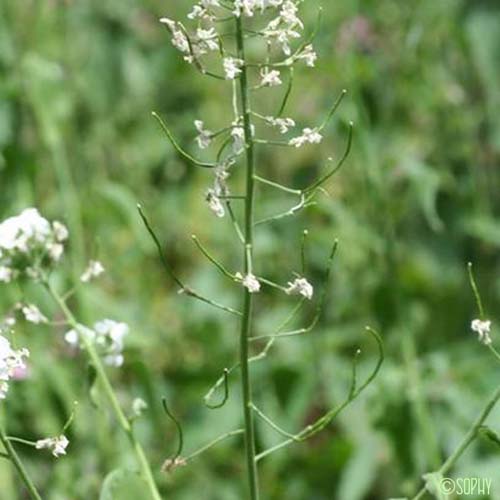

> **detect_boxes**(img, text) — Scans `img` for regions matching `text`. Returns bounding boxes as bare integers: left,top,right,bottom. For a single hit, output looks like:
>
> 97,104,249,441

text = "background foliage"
1,0,500,498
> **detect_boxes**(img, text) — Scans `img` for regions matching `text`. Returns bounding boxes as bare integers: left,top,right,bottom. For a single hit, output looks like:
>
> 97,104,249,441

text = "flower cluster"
35,435,69,458
80,260,105,283
285,277,314,299
159,0,323,219
236,272,261,293
471,318,492,346
261,1,304,55
0,334,29,400
20,303,48,324
0,208,68,283
65,319,129,367
289,127,323,147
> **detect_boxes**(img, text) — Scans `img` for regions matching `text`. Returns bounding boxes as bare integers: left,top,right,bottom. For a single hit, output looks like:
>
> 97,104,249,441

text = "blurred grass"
1,0,500,499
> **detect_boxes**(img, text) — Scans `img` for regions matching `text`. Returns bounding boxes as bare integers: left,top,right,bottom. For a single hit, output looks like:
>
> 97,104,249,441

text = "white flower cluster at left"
0,208,68,283
0,334,29,400
65,319,129,367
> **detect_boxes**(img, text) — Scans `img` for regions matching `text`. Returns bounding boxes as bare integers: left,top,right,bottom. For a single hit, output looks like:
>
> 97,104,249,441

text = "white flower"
196,28,219,52
296,44,317,67
64,324,95,347
223,57,243,80
231,126,246,154
2,316,16,328
260,68,282,87
188,5,206,20
132,397,148,417
162,456,187,473
94,320,128,367
52,221,68,242
194,120,212,149
206,189,225,218
289,127,323,147
0,208,68,280
188,0,220,20
236,272,261,293
265,116,296,134
35,435,69,458
233,0,256,17
21,304,48,324
280,1,303,28
471,319,492,345
0,266,13,283
80,260,105,283
285,277,313,299
160,18,190,54
47,243,64,262
263,1,304,55
213,164,230,195
233,0,283,17
65,320,128,367
0,208,50,253
0,335,29,400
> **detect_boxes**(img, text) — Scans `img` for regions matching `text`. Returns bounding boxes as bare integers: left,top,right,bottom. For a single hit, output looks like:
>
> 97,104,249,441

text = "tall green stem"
43,280,162,500
412,384,500,500
0,428,42,500
235,15,260,500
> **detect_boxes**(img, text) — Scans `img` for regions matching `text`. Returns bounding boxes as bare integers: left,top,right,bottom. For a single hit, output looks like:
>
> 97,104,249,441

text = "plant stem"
412,384,500,500
235,15,260,500
43,280,162,500
0,428,42,500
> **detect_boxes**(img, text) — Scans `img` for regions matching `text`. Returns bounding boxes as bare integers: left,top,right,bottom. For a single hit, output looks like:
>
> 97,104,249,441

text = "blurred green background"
1,0,500,499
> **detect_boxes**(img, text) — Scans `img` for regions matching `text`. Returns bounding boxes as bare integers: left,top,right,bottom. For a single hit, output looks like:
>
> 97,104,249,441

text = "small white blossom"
132,398,148,417
234,0,285,17
64,324,95,347
206,189,225,218
162,456,187,473
265,116,296,134
0,266,13,283
35,435,69,458
236,272,261,293
285,277,313,300
263,1,304,55
80,260,105,283
65,320,128,367
213,164,230,195
296,44,317,67
194,120,212,149
223,57,243,80
48,243,64,262
0,335,29,400
196,28,219,52
0,208,68,280
189,0,220,20
471,319,492,345
21,304,48,324
94,320,128,367
52,221,69,242
289,127,323,147
160,18,190,54
231,126,246,154
260,68,282,87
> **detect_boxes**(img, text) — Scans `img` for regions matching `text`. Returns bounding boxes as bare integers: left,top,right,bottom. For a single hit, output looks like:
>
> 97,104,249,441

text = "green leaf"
99,468,148,500
479,426,500,448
